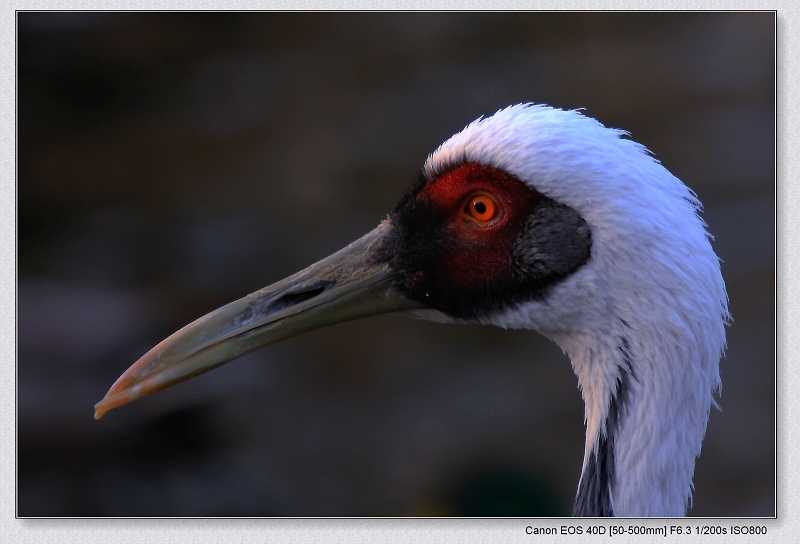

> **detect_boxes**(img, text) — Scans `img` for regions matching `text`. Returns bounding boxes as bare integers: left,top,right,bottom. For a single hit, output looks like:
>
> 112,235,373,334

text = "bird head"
94,104,726,435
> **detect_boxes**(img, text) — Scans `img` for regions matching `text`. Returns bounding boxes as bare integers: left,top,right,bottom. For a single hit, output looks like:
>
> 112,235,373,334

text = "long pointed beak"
94,221,420,420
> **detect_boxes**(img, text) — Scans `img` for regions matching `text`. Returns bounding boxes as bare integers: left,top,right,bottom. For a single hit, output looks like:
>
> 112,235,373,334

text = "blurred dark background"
17,12,774,517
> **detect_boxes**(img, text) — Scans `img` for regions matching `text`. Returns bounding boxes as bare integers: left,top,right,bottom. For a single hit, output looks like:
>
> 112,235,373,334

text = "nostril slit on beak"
268,284,329,314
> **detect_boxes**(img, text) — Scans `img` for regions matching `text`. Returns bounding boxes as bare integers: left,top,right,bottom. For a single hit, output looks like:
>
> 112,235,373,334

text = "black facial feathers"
378,162,592,321
512,200,591,280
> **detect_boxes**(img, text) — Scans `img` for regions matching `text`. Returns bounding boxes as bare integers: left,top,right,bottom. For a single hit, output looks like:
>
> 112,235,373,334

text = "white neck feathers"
426,104,729,516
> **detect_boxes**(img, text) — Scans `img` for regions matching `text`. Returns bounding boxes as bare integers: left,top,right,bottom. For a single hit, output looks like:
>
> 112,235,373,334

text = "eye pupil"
474,201,487,215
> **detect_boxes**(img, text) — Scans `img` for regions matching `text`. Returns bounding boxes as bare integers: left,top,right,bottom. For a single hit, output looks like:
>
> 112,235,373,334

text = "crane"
94,104,728,517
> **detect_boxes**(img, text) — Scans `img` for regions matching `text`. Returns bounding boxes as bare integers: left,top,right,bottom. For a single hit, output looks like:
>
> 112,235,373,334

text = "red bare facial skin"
417,163,541,289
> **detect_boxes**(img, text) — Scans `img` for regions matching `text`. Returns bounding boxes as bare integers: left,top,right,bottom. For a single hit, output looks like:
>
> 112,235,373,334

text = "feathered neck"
426,104,728,516
552,313,720,517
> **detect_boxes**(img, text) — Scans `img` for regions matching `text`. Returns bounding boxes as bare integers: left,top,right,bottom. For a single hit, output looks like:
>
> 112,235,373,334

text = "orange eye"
464,193,499,223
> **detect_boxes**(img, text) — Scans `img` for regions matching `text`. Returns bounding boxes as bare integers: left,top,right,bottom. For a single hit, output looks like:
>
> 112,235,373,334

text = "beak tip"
94,398,111,420
93,387,133,421
94,375,165,420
